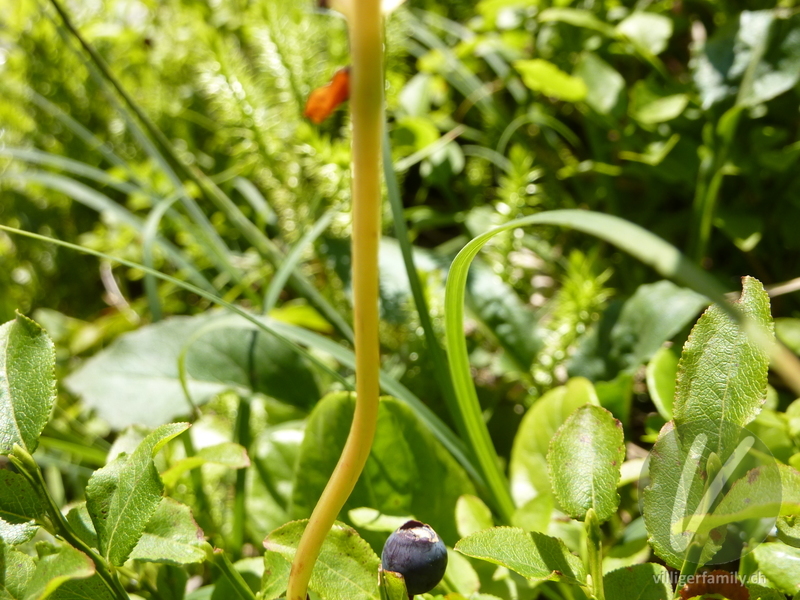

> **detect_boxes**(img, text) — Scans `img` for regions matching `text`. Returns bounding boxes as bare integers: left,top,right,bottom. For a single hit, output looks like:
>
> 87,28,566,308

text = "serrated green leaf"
261,551,291,600
754,542,800,594
86,423,190,566
291,394,474,544
673,276,773,450
603,563,671,600
380,569,408,600
646,346,679,421
129,498,206,565
0,314,56,454
0,471,46,524
548,405,624,522
455,495,493,538
0,518,38,546
510,378,597,507
262,520,380,600
161,442,250,487
48,575,114,600
0,539,35,600
513,60,587,102
454,527,586,585
64,314,319,429
23,545,94,600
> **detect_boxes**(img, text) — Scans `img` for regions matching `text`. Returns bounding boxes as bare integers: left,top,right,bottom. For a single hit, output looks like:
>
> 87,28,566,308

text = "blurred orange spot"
304,67,350,124
678,570,749,600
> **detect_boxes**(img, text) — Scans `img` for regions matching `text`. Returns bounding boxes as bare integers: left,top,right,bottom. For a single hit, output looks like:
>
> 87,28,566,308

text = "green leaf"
261,551,291,600
776,318,800,355
48,575,115,600
511,496,553,534
616,12,673,55
86,423,190,566
65,504,98,551
514,60,587,102
630,94,689,124
23,545,94,600
161,442,250,487
0,314,56,454
0,519,38,546
380,569,408,600
510,378,597,506
454,527,586,585
603,563,672,600
646,346,679,421
548,405,624,522
754,542,800,594
0,539,35,599
262,520,380,600
574,53,624,115
747,583,786,600
0,470,46,524
348,508,414,534
455,495,493,538
64,314,320,429
129,498,206,565
538,8,617,37
673,276,773,446
291,394,474,544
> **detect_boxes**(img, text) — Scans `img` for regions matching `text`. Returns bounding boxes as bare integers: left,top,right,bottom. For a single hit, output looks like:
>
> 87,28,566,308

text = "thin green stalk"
212,549,258,600
382,131,463,433
10,446,131,600
585,509,605,600
286,2,384,599
231,396,251,555
181,434,218,542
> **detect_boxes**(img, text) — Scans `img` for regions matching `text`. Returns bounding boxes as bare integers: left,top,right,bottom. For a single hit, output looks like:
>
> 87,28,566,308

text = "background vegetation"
1,0,800,597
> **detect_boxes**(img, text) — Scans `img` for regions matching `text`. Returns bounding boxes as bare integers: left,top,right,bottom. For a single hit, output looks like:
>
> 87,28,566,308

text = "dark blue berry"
381,520,448,597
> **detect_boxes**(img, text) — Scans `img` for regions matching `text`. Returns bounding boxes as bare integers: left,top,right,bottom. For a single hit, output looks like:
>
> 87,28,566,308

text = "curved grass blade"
142,196,183,321
444,209,800,524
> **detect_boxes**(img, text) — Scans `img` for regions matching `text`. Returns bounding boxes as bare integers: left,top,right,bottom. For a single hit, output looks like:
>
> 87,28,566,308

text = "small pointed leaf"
0,314,56,454
548,404,624,522
454,527,586,586
128,498,206,565
86,422,189,566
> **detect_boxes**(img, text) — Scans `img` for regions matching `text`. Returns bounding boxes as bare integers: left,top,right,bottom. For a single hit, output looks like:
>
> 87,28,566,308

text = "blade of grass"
445,208,800,523
263,206,337,313
382,130,466,450
142,195,184,321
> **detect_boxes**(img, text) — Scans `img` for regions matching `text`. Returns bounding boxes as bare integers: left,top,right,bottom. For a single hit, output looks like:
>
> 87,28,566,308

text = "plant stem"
285,2,384,599
231,396,252,555
585,509,605,600
213,548,258,600
10,446,131,600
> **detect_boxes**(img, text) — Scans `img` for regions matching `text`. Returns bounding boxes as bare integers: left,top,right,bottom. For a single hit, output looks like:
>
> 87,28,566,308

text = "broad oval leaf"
263,520,380,600
454,527,586,586
455,495,493,538
513,59,587,102
0,313,56,454
509,377,597,507
64,314,320,429
604,563,672,600
86,422,190,566
548,404,624,522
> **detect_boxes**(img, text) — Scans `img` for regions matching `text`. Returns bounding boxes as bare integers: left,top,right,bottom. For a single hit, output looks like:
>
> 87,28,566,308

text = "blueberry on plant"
381,520,448,597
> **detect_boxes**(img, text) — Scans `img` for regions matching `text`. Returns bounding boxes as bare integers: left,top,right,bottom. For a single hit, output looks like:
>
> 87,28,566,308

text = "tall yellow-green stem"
286,3,384,600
